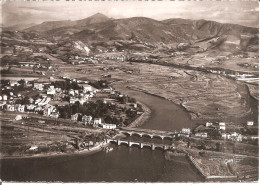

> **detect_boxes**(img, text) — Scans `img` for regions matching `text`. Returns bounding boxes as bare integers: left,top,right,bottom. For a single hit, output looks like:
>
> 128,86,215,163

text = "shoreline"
128,100,151,128
0,141,110,160
126,85,197,121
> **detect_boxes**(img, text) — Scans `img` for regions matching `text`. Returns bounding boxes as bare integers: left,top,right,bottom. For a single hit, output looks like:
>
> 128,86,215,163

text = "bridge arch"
130,143,141,148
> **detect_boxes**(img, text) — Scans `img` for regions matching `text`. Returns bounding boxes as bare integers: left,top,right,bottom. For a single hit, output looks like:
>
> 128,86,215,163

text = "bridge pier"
151,144,155,150
140,143,143,149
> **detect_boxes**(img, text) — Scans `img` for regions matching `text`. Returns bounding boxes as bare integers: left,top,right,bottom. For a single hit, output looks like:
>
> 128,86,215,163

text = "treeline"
51,79,82,90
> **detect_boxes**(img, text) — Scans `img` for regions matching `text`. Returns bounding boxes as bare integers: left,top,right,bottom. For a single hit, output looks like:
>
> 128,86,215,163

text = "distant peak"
91,13,108,18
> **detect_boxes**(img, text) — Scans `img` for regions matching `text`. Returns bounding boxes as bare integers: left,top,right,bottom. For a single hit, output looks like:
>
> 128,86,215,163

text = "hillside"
3,14,259,53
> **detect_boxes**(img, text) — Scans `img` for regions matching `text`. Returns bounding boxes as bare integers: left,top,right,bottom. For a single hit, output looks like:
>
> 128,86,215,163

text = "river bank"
0,141,110,160
128,100,151,128
126,85,198,121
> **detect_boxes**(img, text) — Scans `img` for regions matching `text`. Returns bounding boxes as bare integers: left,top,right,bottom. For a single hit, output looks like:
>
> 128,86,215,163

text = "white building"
47,86,56,95
3,95,8,101
34,83,44,91
206,122,213,127
71,113,79,121
102,123,116,129
181,128,191,134
82,115,92,125
247,121,254,126
7,104,15,111
94,118,102,125
17,105,25,112
43,104,56,116
195,132,208,138
219,122,226,130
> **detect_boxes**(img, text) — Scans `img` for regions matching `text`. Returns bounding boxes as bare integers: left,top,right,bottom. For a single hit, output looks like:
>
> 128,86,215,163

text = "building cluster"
192,121,257,142
0,77,120,130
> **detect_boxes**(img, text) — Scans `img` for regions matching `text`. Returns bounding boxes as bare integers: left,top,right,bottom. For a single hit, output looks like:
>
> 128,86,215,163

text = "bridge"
106,139,175,151
117,127,180,140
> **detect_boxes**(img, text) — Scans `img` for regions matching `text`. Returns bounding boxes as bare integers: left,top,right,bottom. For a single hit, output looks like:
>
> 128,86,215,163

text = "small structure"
17,105,25,112
47,85,56,95
71,113,79,121
247,121,254,126
206,122,213,127
219,122,226,130
15,115,23,121
82,115,92,125
29,146,38,151
102,123,116,130
94,118,102,125
181,128,191,134
195,132,208,138
34,83,44,91
7,104,15,111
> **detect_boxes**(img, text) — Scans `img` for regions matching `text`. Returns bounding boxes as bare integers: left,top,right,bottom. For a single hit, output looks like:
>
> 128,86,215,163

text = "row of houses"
71,114,116,129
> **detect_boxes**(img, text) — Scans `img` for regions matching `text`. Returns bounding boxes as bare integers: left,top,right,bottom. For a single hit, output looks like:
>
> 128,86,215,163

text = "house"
195,132,208,138
3,95,8,101
206,122,213,127
34,83,44,91
26,104,36,111
7,104,15,111
247,121,254,126
71,113,79,121
15,115,23,121
17,105,25,112
82,84,94,92
102,123,116,129
222,133,231,140
70,97,79,104
82,115,92,125
34,106,43,112
29,98,34,104
50,112,59,119
69,89,75,96
181,128,191,134
47,86,56,95
43,104,55,116
10,81,19,87
219,122,226,130
94,118,102,125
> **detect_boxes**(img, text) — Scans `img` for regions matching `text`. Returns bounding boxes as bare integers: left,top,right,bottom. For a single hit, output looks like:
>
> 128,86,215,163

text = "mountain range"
2,13,259,52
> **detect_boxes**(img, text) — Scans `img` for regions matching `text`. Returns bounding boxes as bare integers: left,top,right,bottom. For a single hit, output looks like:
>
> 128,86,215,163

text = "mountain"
3,23,37,31
6,14,259,52
25,13,111,33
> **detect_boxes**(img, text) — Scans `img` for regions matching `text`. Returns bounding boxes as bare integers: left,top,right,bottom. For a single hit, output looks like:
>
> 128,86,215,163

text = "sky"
1,0,259,28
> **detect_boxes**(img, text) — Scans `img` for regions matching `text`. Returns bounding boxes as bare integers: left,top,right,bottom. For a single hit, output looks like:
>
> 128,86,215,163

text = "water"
114,83,198,131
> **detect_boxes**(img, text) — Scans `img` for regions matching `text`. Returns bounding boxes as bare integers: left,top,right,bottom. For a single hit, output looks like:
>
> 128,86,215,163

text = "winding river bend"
1,83,205,182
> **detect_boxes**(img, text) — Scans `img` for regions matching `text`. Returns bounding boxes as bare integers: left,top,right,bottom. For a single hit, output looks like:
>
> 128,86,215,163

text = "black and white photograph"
0,0,259,183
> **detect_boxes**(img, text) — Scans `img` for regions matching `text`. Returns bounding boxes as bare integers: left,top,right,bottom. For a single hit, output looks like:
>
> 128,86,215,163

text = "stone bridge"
117,127,180,140
106,139,175,151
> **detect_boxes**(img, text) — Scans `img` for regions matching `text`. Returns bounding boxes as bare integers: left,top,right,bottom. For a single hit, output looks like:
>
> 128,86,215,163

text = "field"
56,59,256,122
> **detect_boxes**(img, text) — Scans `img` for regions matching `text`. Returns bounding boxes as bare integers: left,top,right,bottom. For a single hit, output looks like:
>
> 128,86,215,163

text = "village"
0,75,145,156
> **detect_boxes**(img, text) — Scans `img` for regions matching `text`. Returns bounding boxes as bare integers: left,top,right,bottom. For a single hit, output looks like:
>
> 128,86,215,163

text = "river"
1,83,204,182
